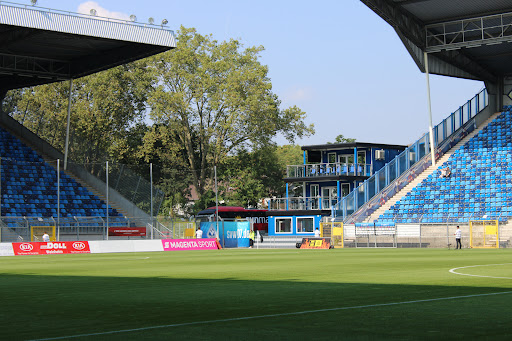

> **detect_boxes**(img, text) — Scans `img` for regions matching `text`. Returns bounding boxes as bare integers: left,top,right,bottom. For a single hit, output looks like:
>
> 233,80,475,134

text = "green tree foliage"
328,134,356,144
7,61,152,169
4,27,314,216
147,26,314,196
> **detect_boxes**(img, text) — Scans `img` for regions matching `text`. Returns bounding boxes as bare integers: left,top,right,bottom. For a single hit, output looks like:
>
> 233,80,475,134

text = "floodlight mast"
424,51,436,167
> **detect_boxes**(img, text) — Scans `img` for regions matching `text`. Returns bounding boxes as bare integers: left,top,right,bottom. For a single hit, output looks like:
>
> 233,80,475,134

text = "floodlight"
161,19,168,26
30,0,37,5
148,17,155,25
90,9,97,16
130,14,137,22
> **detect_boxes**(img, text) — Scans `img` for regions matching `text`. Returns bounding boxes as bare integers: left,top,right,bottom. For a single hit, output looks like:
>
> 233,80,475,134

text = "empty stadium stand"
0,127,122,220
376,108,512,224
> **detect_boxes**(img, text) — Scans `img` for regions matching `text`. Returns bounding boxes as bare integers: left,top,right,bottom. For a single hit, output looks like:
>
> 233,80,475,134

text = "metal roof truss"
426,12,512,53
0,53,70,79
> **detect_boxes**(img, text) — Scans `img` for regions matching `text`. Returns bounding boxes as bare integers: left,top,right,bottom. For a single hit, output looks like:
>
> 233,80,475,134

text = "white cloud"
77,1,131,21
282,86,314,103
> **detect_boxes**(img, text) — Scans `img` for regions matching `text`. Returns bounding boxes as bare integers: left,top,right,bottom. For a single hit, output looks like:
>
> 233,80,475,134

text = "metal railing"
269,196,338,211
333,88,488,222
286,163,372,178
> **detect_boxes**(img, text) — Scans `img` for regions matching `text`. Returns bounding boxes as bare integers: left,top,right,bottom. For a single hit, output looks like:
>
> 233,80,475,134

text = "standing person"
42,232,50,242
454,226,462,249
195,228,203,239
249,229,255,248
314,228,321,238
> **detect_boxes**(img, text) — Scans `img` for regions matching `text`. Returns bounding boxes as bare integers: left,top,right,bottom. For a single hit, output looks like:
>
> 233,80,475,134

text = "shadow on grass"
2,274,512,340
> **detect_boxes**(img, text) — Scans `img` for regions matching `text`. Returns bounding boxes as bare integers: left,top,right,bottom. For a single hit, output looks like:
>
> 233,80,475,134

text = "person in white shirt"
454,226,462,249
195,228,203,239
314,228,321,238
42,232,50,242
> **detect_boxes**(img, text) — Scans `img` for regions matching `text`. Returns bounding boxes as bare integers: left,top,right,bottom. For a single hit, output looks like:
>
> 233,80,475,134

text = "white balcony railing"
286,163,372,178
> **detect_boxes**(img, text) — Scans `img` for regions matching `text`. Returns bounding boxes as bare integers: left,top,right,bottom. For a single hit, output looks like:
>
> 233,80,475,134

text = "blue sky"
32,0,483,146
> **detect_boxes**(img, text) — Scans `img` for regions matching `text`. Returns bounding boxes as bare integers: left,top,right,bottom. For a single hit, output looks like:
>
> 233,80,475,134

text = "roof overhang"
361,0,512,82
301,142,407,152
0,2,176,90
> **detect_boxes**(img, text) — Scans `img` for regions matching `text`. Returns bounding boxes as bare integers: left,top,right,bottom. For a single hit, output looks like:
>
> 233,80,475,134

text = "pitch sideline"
29,290,512,341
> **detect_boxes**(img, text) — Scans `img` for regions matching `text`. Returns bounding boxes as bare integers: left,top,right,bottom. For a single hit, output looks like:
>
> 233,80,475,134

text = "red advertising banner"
162,238,221,251
108,227,146,236
12,241,91,255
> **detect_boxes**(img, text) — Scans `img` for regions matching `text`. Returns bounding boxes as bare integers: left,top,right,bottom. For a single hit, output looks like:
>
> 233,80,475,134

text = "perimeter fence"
341,222,510,248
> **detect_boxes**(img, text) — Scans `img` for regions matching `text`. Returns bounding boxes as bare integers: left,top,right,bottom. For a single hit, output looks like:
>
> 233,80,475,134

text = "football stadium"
2,1,512,340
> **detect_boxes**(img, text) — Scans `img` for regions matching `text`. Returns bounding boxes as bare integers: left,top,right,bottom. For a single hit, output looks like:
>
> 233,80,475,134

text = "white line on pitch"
29,290,512,341
449,263,512,279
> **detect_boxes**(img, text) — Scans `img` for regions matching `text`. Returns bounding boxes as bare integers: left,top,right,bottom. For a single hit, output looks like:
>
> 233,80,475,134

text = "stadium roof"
0,2,176,91
362,0,512,82
301,142,407,152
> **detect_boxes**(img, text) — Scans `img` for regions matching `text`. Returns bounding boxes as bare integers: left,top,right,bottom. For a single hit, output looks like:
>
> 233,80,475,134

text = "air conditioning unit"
375,149,385,160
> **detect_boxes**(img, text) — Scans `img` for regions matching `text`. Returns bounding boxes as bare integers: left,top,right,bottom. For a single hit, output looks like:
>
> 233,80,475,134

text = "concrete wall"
0,111,149,218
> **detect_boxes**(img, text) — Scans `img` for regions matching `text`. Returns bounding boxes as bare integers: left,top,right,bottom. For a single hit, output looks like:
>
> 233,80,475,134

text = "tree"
329,134,356,144
148,26,314,197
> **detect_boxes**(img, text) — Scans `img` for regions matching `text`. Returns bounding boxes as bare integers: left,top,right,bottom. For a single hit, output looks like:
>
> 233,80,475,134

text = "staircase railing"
333,88,488,222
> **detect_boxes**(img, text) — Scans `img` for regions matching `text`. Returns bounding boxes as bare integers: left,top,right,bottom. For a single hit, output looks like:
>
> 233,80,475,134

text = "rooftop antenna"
30,0,37,5
129,14,137,22
90,9,97,16
161,19,168,26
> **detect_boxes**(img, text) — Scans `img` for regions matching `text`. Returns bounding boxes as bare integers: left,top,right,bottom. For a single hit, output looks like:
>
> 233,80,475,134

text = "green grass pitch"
2,248,512,340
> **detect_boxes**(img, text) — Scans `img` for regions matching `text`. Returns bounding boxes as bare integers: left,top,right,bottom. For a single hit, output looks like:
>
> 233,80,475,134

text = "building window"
328,153,336,164
297,217,314,233
275,218,292,233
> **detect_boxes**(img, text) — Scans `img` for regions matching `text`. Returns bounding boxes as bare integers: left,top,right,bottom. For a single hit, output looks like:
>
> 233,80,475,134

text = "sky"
28,0,484,147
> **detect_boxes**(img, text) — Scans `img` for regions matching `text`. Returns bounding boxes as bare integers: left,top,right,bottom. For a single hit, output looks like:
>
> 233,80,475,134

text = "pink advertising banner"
162,238,220,251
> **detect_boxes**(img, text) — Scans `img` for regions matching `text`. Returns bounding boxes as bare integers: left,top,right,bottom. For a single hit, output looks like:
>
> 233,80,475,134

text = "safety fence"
342,117,477,224
317,221,508,248
333,88,488,222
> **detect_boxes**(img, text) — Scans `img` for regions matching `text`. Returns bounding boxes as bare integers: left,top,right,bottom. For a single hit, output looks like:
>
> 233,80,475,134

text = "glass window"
275,218,291,233
310,184,319,197
328,153,336,163
358,151,366,164
297,217,314,233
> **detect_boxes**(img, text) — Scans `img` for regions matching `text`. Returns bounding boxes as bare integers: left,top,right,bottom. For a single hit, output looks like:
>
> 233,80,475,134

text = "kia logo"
72,242,86,250
19,243,34,251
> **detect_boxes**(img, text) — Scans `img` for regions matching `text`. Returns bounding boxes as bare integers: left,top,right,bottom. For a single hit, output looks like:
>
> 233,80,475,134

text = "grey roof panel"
0,4,175,47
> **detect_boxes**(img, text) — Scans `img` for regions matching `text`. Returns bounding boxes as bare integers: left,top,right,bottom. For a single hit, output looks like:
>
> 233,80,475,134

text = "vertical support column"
424,51,436,167
57,159,60,241
64,79,73,170
106,161,109,241
0,157,2,218
215,165,219,238
337,181,341,200
353,147,358,175
150,163,153,240
303,150,307,165
286,183,289,211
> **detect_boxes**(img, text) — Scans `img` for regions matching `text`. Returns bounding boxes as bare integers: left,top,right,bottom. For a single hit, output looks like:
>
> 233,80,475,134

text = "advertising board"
298,238,332,249
12,241,91,255
162,238,220,251
108,227,146,236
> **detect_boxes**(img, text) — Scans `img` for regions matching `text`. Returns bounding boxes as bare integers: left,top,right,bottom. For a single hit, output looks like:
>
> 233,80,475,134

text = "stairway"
365,112,501,223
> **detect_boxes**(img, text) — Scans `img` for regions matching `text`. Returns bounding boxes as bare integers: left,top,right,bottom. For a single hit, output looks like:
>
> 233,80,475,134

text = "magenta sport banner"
161,238,220,251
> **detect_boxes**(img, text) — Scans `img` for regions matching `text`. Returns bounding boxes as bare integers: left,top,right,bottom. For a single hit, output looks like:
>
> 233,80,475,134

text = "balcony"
286,163,372,179
268,196,338,211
